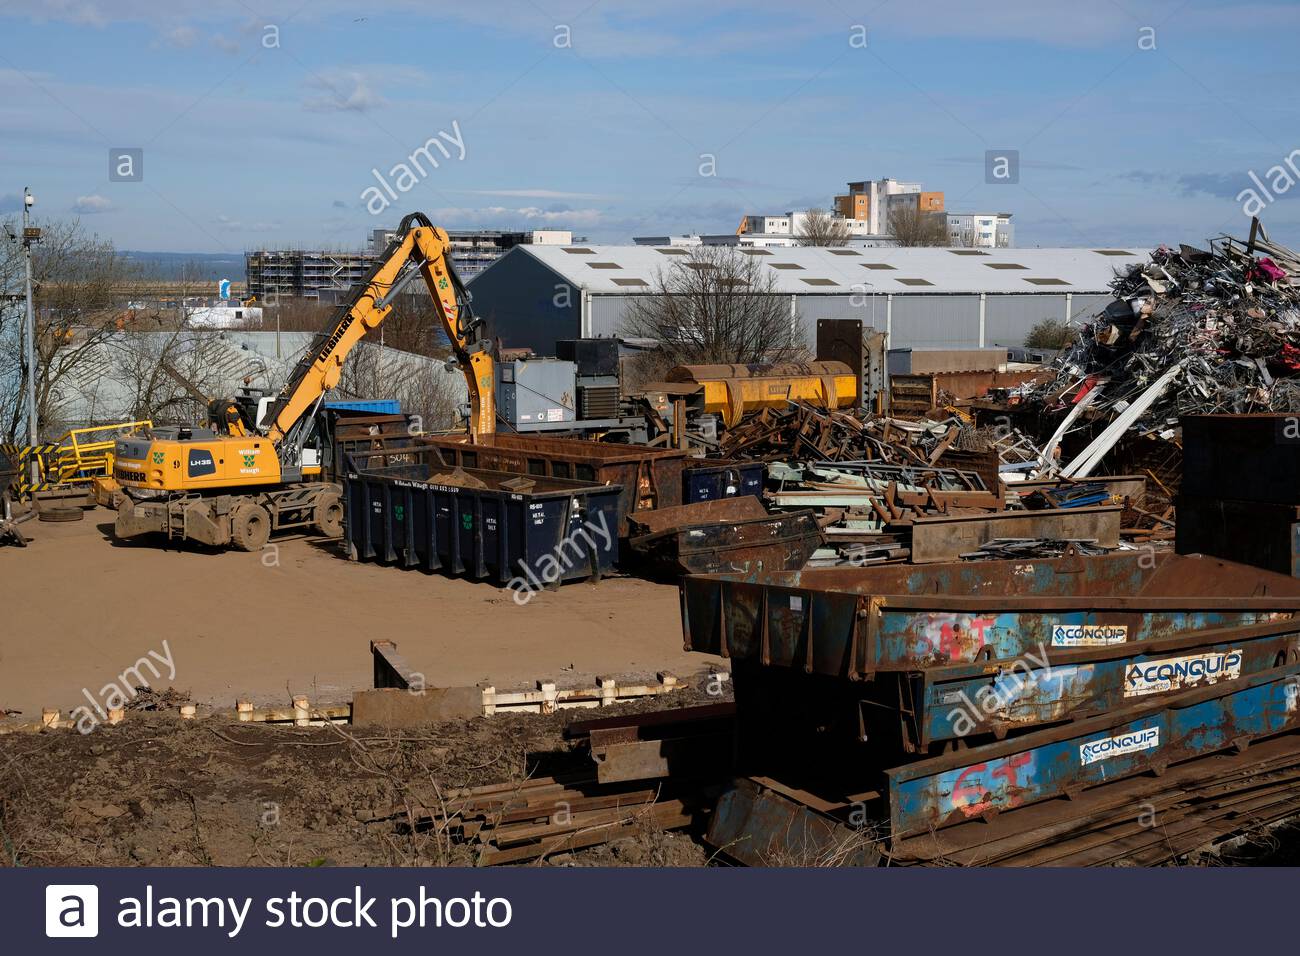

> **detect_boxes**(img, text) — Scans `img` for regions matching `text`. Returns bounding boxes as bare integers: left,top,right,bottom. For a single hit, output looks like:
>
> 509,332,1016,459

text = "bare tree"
337,342,462,431
620,246,806,370
105,325,236,425
796,207,851,247
0,218,142,441
888,206,949,247
258,291,448,357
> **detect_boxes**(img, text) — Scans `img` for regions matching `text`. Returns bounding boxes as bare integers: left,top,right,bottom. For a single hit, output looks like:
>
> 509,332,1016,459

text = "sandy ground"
0,512,719,720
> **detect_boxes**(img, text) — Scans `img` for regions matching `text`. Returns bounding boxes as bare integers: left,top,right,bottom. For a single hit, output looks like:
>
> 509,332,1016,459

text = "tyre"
312,490,343,538
230,502,271,551
39,506,84,523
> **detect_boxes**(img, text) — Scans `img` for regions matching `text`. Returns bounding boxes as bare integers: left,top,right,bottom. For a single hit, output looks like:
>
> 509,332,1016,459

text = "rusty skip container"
415,433,687,536
683,552,1300,678
888,660,1300,839
343,461,621,586
628,498,822,577
682,552,1300,753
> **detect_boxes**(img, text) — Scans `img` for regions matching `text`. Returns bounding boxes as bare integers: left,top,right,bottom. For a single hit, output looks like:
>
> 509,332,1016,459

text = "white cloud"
428,205,604,227
459,188,610,200
216,214,279,232
303,71,386,113
210,34,240,55
73,194,113,214
160,25,198,48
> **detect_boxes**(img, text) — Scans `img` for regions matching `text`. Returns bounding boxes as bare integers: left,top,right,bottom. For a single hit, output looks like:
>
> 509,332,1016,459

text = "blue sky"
1,0,1298,253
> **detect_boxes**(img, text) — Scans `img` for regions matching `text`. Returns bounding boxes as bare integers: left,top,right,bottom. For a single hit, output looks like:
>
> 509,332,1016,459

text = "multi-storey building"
834,179,945,235
946,213,1015,249
246,228,574,301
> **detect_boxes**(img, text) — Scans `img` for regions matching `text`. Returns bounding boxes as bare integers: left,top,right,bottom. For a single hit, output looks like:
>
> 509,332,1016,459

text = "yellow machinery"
0,420,153,499
662,361,857,428
113,212,495,551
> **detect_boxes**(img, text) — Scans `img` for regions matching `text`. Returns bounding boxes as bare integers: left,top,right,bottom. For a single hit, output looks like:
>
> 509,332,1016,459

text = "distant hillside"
122,251,245,282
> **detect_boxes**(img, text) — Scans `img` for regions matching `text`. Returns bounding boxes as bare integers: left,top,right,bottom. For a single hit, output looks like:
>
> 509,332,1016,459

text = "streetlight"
19,188,40,484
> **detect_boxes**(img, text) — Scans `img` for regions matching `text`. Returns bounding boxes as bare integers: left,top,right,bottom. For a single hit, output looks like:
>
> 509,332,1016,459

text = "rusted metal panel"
918,618,1300,746
681,553,1300,678
630,498,822,576
887,661,1300,840
1177,495,1300,578
706,777,879,867
908,506,1122,563
1182,414,1300,505
1014,475,1147,510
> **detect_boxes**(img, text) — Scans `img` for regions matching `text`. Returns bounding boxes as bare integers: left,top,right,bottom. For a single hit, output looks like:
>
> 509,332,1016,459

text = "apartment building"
834,179,945,235
947,213,1014,249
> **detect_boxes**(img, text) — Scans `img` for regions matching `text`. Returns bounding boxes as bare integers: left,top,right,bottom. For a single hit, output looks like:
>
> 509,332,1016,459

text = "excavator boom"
112,213,496,551
265,212,495,445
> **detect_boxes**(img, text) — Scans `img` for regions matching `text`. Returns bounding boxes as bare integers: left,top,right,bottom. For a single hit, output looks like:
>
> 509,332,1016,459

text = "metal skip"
887,661,1300,841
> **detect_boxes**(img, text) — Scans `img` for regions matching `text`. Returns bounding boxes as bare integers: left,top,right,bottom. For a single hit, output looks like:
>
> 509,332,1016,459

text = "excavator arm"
263,212,495,449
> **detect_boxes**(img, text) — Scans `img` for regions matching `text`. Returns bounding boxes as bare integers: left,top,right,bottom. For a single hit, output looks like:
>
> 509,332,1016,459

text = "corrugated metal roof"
476,245,1149,295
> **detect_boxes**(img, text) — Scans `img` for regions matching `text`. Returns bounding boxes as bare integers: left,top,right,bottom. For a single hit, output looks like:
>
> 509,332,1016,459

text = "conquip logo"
1124,649,1243,697
1079,726,1160,765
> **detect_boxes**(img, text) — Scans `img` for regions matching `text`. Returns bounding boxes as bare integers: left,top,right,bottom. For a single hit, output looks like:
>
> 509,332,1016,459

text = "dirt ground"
0,513,720,721
0,688,722,867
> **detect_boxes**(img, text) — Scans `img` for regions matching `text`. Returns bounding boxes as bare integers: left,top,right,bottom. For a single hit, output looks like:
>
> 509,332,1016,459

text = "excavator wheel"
313,490,344,538
230,502,271,552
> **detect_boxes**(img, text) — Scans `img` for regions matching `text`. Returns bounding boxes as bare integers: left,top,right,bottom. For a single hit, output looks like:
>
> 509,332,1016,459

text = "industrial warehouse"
468,244,1148,351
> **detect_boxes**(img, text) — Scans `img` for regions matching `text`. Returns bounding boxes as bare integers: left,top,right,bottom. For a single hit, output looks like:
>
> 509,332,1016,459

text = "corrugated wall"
473,261,1121,354
982,293,1113,347
887,295,982,348
983,295,1066,348
588,295,638,338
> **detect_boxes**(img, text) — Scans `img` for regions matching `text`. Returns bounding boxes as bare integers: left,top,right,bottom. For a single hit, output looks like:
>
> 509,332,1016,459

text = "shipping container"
343,462,621,586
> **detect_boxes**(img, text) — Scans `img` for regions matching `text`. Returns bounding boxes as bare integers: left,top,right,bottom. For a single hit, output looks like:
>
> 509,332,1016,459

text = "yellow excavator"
113,213,495,550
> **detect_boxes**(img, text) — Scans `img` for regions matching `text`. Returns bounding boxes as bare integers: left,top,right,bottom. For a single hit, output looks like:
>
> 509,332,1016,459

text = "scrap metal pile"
1028,224,1300,478
705,399,1120,565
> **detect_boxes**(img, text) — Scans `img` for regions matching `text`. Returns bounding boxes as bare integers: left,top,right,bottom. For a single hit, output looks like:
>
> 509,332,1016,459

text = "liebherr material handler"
113,213,495,551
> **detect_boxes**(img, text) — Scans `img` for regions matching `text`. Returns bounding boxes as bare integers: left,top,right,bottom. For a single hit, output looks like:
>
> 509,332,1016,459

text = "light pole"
21,188,40,482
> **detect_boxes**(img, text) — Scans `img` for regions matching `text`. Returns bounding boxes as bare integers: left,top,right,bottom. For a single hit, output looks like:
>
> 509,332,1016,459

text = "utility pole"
21,187,40,483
